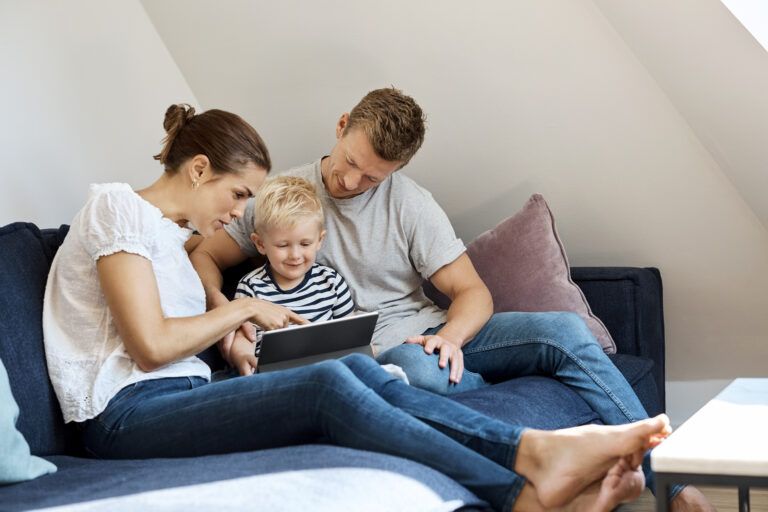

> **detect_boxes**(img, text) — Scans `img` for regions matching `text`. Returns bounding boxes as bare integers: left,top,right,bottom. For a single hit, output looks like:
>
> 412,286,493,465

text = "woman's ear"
250,232,267,255
188,154,211,184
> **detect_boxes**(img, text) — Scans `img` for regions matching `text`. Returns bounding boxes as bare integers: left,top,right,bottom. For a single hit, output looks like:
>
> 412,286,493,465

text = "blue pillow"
0,358,56,485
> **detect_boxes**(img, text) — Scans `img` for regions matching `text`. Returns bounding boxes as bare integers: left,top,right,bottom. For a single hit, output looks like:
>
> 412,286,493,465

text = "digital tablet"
257,311,379,372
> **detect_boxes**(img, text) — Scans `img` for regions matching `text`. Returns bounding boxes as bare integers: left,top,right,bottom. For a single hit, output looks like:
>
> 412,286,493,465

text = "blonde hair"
252,176,323,234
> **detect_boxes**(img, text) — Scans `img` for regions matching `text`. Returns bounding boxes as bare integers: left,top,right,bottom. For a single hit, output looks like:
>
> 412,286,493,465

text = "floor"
620,486,768,511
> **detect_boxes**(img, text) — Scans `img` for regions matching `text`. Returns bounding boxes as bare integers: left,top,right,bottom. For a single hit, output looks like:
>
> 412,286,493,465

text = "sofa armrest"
571,267,665,411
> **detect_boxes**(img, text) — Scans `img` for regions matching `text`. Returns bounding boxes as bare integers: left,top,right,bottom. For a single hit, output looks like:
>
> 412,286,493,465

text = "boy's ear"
250,232,267,255
317,229,327,248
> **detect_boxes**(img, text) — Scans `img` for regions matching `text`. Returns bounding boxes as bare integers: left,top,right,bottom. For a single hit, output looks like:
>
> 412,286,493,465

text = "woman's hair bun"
163,103,196,134
154,103,196,164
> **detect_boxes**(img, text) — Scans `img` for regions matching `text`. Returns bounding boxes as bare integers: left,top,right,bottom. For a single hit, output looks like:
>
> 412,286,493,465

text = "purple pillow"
425,194,616,353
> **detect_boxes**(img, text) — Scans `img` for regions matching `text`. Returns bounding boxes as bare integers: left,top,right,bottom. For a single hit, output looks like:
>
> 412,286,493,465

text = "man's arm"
405,253,493,384
189,228,255,362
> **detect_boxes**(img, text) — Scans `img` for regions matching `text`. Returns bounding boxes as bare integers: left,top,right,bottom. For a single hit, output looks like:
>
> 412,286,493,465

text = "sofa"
0,206,666,511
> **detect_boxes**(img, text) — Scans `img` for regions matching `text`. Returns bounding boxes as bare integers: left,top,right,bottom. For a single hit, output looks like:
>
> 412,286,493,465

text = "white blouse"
43,183,210,423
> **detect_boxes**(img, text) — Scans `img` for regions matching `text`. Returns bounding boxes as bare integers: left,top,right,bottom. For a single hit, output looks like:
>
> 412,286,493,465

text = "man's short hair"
345,87,426,166
252,176,324,234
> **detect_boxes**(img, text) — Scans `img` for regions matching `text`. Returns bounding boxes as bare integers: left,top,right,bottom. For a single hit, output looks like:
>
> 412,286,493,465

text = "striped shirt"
235,262,355,322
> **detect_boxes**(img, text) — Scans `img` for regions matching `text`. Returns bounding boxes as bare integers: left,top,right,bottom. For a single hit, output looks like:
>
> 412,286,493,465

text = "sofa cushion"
0,222,80,456
0,446,489,512
0,357,57,484
609,353,661,417
451,376,601,430
424,195,616,353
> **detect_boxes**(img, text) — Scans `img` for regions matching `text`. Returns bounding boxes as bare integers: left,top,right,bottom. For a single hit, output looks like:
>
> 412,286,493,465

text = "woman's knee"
304,359,359,390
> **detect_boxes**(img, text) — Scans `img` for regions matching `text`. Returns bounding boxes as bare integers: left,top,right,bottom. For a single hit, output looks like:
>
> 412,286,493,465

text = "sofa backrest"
0,222,81,456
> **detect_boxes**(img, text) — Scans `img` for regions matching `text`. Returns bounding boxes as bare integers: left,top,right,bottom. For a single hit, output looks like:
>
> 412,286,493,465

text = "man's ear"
335,113,350,139
250,232,267,255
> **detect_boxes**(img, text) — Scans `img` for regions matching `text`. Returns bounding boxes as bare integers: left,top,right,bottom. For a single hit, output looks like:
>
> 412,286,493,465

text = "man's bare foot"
670,486,718,512
515,414,671,508
512,456,645,512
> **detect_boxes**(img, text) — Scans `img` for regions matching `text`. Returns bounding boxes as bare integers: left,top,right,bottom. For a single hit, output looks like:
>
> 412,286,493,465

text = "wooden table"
651,378,768,511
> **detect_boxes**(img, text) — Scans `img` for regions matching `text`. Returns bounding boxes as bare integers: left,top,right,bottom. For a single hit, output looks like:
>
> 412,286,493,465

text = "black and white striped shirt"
235,262,355,322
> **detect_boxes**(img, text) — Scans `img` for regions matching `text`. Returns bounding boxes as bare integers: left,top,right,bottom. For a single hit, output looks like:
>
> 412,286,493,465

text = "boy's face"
250,219,326,289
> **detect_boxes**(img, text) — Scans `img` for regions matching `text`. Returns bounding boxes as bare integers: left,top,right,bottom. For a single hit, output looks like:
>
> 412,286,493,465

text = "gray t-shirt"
225,159,466,355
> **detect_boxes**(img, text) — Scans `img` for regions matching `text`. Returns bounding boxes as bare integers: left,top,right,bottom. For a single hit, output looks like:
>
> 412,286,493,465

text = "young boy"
230,176,355,374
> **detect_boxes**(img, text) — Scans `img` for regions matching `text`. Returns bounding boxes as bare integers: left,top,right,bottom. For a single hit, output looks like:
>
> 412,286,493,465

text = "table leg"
656,477,670,512
739,486,750,512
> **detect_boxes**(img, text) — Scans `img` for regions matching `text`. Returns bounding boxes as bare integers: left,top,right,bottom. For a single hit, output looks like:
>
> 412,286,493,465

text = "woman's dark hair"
153,104,271,175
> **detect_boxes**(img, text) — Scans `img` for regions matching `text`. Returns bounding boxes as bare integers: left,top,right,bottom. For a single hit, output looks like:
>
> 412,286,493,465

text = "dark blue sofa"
0,222,665,511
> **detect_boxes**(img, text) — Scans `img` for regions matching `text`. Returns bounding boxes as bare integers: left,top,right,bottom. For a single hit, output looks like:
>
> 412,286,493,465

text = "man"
190,87,713,511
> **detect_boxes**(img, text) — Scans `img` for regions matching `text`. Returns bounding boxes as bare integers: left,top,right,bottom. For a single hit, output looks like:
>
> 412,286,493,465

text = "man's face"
321,116,402,199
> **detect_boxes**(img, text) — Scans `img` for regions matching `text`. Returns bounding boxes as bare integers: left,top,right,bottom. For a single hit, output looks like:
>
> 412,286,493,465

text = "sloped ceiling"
141,0,768,385
594,0,768,229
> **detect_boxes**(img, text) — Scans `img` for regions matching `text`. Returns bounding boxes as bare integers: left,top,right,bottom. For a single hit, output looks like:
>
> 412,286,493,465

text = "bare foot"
515,414,671,508
513,456,645,512
671,486,718,512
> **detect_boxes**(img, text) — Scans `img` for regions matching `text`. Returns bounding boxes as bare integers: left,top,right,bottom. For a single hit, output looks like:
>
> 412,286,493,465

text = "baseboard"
665,379,732,428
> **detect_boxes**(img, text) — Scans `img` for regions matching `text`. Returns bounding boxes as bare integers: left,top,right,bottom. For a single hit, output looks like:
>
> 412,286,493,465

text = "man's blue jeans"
376,311,680,498
82,354,527,511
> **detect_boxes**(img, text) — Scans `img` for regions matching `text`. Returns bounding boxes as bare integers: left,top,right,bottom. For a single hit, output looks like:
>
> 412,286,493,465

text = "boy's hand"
230,336,259,376
217,323,258,366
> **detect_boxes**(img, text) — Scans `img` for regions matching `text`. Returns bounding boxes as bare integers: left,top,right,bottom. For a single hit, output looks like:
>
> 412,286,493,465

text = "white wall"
141,0,768,425
3,0,766,426
0,0,198,228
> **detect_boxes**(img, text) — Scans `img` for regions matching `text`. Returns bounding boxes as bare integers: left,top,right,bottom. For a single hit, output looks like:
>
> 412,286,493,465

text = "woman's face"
193,163,267,237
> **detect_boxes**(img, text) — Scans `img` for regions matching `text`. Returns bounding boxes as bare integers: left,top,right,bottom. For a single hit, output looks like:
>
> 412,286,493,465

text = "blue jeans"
82,354,526,511
376,311,681,498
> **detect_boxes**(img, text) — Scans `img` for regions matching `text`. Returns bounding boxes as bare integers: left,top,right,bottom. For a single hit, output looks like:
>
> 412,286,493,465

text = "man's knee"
486,311,597,349
376,343,427,367
376,344,452,395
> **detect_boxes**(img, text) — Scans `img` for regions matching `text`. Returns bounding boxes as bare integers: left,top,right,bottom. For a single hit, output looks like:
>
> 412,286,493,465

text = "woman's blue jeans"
376,311,681,499
82,354,527,511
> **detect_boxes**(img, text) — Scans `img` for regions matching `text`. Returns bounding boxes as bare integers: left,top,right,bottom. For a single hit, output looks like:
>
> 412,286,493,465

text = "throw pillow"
0,357,57,485
425,194,616,353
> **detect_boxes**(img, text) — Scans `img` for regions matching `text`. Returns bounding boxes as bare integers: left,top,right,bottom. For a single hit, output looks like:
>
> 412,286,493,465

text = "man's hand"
405,334,465,384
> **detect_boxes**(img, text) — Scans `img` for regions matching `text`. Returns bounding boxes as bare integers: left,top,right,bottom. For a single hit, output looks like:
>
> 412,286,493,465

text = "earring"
192,179,199,190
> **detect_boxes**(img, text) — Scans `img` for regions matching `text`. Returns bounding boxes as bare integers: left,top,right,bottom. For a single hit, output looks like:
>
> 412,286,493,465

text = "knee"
307,359,357,389
376,343,426,368
545,312,603,353
338,352,380,376
376,344,451,395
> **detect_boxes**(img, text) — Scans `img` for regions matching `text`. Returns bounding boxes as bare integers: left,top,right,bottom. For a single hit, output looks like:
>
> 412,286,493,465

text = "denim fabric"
377,313,647,423
82,355,525,512
376,311,683,499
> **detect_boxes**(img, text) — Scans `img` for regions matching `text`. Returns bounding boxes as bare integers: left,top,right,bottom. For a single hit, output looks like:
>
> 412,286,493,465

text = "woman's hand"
247,298,310,331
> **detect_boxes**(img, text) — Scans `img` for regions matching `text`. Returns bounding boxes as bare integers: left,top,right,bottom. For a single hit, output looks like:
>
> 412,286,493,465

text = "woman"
42,103,670,512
